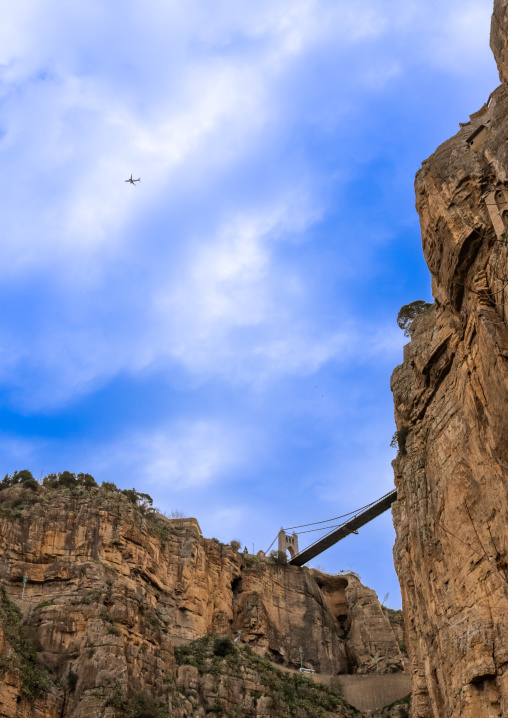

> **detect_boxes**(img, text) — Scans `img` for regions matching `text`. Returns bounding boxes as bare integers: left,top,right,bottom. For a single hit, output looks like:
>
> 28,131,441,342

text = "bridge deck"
289,489,397,566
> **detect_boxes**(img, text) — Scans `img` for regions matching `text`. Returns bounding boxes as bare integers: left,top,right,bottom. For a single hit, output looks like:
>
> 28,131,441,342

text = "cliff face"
391,3,508,716
0,484,404,718
492,0,508,84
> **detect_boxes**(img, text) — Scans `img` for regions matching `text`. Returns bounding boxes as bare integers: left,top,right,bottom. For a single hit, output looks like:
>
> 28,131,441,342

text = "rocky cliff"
0,482,405,718
391,2,508,716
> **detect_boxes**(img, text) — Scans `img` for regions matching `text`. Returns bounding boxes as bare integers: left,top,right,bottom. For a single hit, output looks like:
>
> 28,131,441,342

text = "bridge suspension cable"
265,535,278,554
283,493,392,533
296,523,349,535
289,489,397,566
265,490,396,558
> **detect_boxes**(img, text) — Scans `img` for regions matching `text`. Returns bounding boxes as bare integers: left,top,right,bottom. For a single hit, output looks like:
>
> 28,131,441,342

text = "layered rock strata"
0,485,404,718
391,3,508,716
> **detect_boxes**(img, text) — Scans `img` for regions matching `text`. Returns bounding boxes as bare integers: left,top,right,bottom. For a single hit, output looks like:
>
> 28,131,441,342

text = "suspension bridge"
268,489,397,567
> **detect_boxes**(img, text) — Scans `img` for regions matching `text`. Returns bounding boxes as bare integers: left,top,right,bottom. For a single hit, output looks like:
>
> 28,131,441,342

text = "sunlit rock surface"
391,2,508,715
0,485,405,717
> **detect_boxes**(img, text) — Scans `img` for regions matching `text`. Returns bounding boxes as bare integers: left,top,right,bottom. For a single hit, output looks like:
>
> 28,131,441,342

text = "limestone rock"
0,486,405,716
372,707,410,718
391,3,508,715
492,0,508,85
311,571,404,674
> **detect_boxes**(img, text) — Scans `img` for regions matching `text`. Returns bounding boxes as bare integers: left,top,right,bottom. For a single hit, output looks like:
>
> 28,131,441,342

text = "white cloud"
0,434,46,473
96,419,246,492
402,1,495,75
204,506,246,539
0,0,496,409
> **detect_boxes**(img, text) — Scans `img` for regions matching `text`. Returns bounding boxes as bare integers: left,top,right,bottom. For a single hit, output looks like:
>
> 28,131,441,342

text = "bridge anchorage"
275,489,397,567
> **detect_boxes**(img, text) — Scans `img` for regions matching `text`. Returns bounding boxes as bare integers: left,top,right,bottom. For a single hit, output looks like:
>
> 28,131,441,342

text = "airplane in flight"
125,174,140,185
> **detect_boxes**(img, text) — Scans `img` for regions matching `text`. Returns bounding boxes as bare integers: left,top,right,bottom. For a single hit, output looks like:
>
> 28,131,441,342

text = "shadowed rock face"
0,486,404,718
391,3,508,716
492,0,508,85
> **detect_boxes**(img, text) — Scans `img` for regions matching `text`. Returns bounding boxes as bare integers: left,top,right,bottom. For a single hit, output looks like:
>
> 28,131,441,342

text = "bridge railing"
289,488,397,566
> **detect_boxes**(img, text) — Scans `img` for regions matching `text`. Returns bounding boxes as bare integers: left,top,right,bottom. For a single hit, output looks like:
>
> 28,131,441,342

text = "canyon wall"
391,2,508,716
0,484,405,718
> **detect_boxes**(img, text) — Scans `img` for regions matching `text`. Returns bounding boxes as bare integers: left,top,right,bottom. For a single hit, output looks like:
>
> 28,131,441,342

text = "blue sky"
0,1,499,608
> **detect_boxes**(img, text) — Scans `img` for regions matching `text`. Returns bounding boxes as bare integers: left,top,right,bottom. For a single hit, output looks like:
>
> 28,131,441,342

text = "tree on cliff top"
0,470,38,491
42,471,98,489
397,300,433,336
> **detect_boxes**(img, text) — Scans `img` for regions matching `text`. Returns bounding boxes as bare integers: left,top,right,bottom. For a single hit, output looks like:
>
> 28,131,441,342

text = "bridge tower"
278,528,299,559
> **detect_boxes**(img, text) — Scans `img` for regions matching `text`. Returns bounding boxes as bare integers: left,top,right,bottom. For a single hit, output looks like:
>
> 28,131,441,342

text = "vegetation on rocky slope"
104,683,170,718
372,693,411,718
0,475,408,716
0,588,53,701
173,635,362,718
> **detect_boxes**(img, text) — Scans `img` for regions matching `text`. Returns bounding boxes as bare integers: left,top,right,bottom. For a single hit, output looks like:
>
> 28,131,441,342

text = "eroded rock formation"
0,484,405,717
391,2,508,716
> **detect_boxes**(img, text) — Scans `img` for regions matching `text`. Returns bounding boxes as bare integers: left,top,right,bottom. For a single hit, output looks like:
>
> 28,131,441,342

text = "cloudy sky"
0,1,498,607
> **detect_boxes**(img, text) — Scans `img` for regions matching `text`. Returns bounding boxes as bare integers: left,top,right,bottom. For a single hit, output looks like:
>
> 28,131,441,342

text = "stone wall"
335,674,411,714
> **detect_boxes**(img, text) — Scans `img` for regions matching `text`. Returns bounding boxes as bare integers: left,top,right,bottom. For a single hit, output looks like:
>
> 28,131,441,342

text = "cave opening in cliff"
337,614,349,638
268,647,285,665
231,576,242,594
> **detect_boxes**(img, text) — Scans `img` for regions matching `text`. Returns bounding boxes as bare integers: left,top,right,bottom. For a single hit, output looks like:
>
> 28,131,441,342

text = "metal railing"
289,489,397,566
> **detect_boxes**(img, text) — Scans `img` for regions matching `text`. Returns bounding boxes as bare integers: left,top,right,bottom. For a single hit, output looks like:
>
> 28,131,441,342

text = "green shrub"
173,635,362,717
101,481,119,492
0,589,53,701
105,681,128,711
122,489,153,509
380,693,412,715
0,656,17,673
105,685,168,718
210,698,225,716
0,470,38,492
230,540,241,551
139,605,160,631
76,473,98,488
42,473,59,488
41,471,97,490
128,691,168,718
397,300,433,337
21,477,39,491
390,426,409,456
146,517,171,545
58,471,77,488
33,600,54,611
174,637,210,674
0,495,40,517
244,554,266,567
213,636,236,657
70,589,102,606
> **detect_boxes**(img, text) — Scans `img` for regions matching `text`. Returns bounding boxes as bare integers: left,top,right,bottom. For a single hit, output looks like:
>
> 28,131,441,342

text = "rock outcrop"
492,0,508,85
0,484,405,717
391,2,508,716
